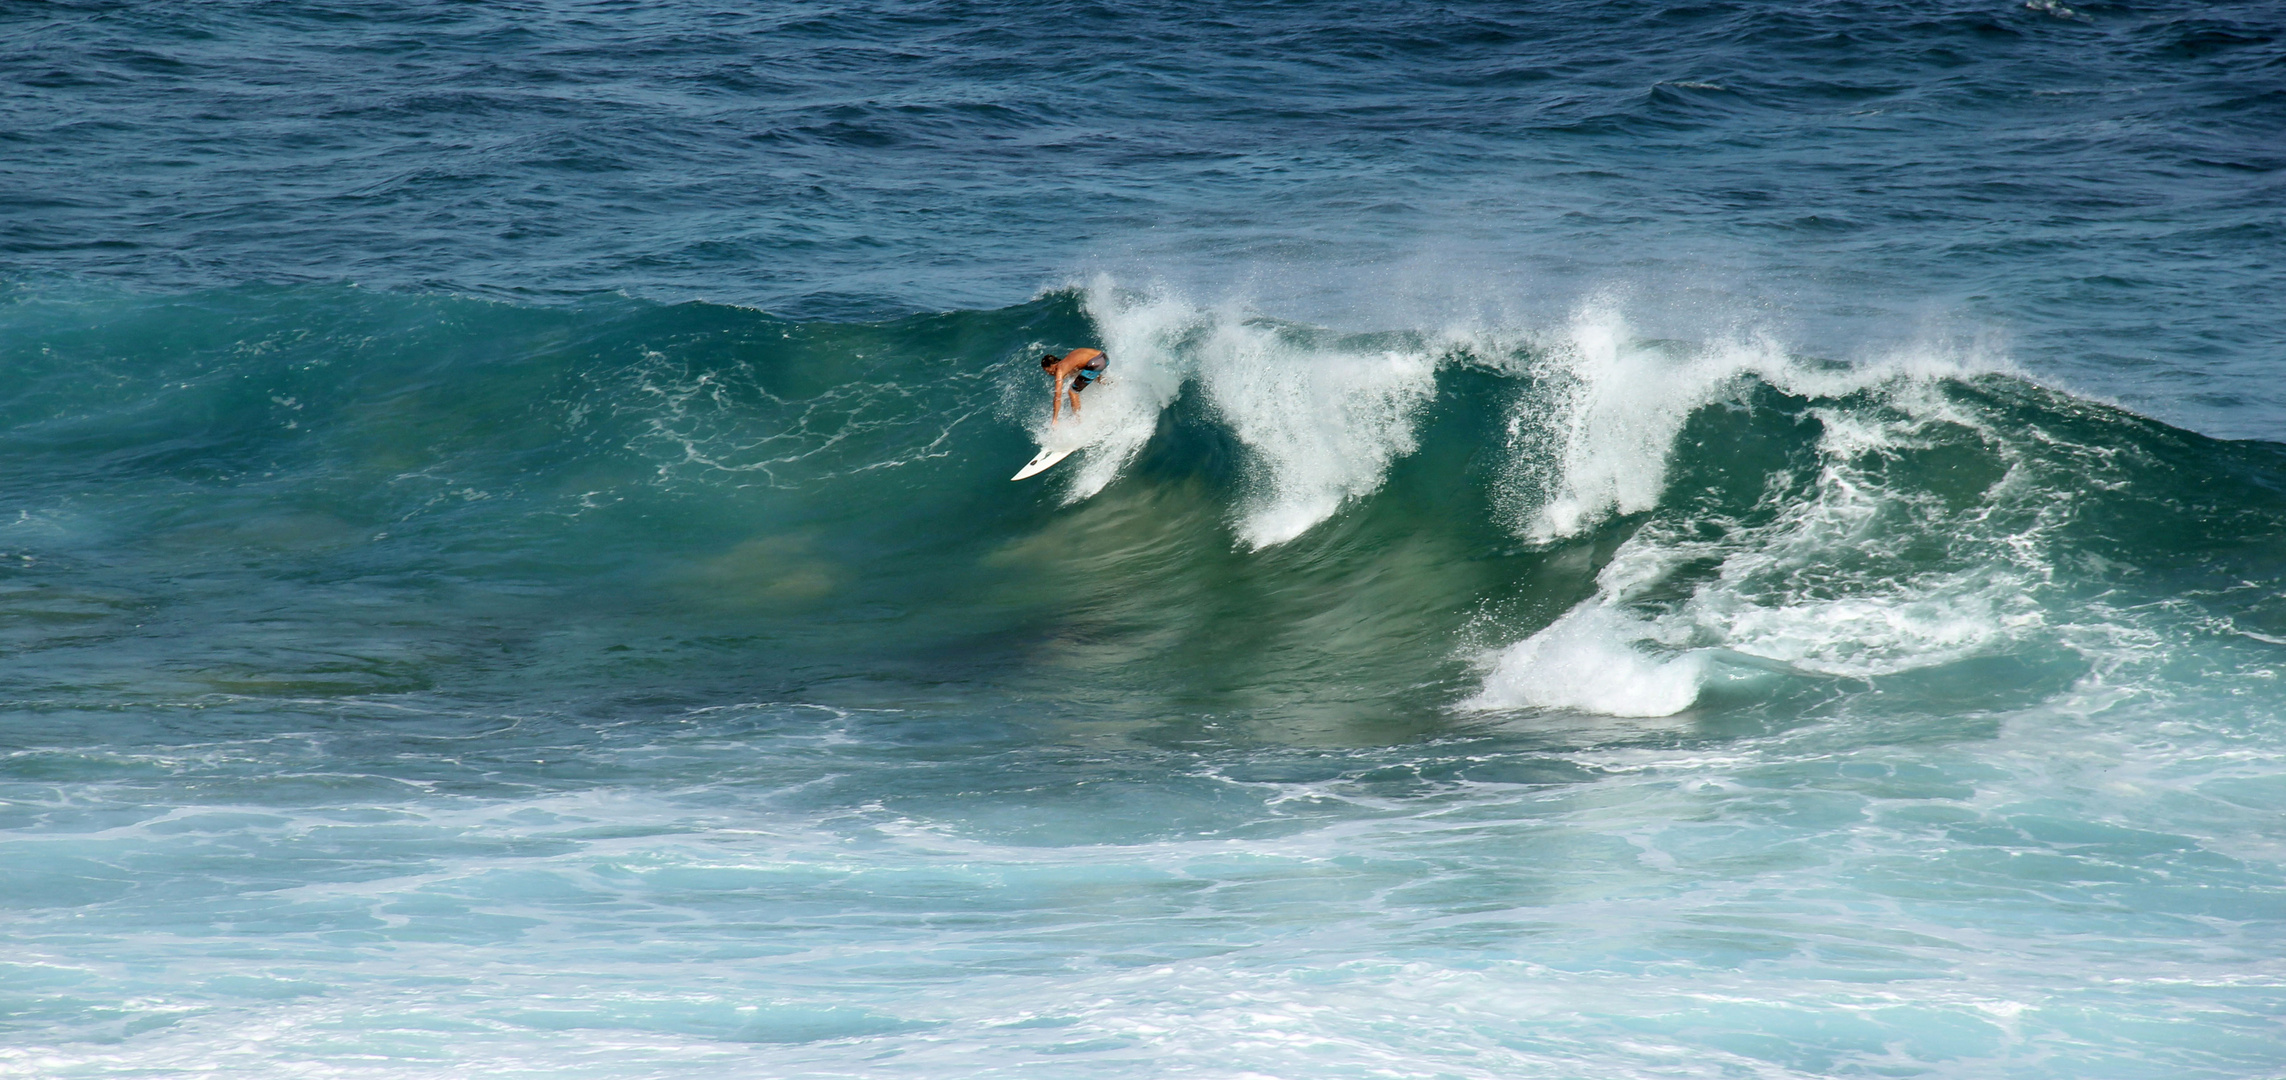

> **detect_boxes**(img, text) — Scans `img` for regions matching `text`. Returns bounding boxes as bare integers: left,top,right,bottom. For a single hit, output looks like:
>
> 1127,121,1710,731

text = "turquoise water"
6,1,2286,1077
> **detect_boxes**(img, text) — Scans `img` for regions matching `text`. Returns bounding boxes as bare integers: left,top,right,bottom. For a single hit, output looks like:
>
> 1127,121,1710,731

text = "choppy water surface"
4,1,2285,1077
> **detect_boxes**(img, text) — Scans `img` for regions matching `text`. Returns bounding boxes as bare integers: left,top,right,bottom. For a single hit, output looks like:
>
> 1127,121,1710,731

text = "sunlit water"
5,2,2284,1077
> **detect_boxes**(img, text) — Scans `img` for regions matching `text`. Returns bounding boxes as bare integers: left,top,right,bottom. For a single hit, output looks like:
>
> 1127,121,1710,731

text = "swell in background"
6,0,2283,435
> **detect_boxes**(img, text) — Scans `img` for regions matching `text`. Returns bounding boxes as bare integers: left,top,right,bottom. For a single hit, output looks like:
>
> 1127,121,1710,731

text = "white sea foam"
1499,305,2003,543
1069,287,2049,717
1650,407,2049,680
1081,279,1442,546
10,699,2270,1080
2025,0,2091,22
1033,279,1198,501
1464,604,1711,717
1194,322,1438,548
1496,307,1755,542
1473,316,2037,717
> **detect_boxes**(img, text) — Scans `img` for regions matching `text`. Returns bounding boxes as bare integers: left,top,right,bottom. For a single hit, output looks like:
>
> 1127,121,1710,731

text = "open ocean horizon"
5,1,2285,1076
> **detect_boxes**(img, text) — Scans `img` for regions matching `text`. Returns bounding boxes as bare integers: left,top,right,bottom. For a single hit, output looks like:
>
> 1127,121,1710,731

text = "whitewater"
6,1,2285,1077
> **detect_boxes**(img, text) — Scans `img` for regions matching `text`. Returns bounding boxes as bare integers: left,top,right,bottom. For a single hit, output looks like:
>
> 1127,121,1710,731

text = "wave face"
5,281,2286,1078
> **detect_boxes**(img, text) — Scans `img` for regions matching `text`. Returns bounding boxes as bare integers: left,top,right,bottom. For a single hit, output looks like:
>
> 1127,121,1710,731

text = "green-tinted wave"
3,281,2282,743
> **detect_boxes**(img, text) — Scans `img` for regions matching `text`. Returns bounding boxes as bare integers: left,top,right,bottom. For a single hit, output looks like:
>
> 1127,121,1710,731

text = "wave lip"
1081,279,1442,547
1499,307,2008,544
1469,318,2064,719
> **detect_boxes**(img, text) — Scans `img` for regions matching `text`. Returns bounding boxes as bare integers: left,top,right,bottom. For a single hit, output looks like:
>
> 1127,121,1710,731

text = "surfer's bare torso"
1041,348,1107,425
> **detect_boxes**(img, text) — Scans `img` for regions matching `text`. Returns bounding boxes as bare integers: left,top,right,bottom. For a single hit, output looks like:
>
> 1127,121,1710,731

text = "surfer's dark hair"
1039,353,1059,368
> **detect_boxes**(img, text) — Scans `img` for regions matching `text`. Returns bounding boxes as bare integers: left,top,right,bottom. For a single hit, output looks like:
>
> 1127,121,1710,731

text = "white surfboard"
1012,445,1077,481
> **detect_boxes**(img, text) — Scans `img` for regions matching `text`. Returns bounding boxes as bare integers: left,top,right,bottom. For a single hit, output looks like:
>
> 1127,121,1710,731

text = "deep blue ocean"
5,1,2285,1076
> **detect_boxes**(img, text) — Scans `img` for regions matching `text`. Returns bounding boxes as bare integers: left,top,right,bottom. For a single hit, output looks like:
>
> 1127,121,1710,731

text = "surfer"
1041,348,1107,425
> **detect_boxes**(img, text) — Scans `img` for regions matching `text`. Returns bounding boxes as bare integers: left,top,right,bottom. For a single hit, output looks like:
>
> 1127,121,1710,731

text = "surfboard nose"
1013,446,1076,480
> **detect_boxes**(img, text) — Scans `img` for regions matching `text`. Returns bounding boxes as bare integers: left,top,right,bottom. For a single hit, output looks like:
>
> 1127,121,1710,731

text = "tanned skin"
1042,347,1105,426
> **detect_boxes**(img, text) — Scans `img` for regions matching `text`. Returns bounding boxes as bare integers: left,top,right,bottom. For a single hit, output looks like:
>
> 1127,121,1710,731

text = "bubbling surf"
1078,280,1445,546
3,279,2283,1079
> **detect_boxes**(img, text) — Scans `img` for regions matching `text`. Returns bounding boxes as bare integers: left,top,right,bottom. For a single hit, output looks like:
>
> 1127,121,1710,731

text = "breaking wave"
3,278,2280,728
